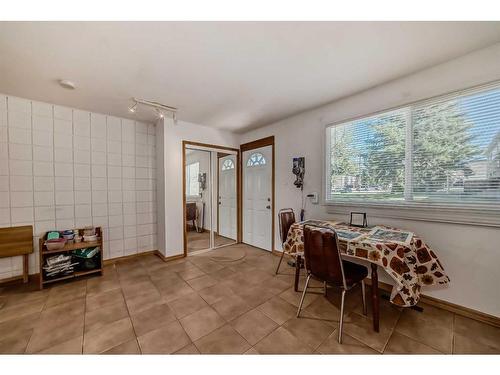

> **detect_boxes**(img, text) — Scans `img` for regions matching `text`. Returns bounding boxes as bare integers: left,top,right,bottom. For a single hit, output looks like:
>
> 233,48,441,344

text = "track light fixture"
128,103,137,113
128,98,178,122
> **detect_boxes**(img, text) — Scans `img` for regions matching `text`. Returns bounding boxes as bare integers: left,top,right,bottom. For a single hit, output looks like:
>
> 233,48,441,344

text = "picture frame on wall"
350,212,367,228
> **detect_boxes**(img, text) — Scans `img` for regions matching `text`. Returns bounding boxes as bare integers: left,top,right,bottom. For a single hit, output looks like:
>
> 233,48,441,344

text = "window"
326,82,500,207
246,152,266,167
186,162,200,196
222,159,235,171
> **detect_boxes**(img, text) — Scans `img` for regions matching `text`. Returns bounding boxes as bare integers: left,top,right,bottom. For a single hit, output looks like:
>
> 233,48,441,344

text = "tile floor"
0,243,499,354
186,230,235,253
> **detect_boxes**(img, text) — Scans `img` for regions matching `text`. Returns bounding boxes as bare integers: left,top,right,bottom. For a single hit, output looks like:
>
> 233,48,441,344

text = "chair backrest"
186,202,197,221
278,209,296,244
303,224,346,288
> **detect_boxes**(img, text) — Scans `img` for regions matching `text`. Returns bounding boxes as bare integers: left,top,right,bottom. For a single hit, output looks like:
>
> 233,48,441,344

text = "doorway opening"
182,141,241,256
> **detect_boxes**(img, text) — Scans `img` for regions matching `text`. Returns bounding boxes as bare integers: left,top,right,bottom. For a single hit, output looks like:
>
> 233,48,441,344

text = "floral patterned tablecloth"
283,220,450,307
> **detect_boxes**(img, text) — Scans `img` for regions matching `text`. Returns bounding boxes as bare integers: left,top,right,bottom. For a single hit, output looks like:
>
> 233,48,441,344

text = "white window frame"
322,81,500,227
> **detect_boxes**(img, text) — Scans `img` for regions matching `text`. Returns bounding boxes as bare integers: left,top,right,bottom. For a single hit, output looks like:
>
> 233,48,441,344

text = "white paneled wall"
0,93,157,280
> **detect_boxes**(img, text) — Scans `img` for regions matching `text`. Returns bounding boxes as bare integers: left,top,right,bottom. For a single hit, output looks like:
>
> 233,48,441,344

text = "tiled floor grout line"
126,262,154,354
24,286,51,354
147,261,198,353
380,309,403,354
451,313,456,354
392,327,446,354
81,278,88,354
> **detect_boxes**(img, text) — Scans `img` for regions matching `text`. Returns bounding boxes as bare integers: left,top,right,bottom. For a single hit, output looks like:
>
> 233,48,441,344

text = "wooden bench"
0,225,33,283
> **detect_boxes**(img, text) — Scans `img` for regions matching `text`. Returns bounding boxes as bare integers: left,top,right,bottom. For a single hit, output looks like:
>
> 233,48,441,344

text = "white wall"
0,94,157,281
240,43,500,317
156,118,239,257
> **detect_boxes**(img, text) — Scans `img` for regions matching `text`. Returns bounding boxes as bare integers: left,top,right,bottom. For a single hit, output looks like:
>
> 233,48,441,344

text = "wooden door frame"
240,136,275,252
182,141,241,257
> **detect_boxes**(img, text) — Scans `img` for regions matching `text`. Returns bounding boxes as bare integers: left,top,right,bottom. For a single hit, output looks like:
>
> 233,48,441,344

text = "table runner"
283,220,450,307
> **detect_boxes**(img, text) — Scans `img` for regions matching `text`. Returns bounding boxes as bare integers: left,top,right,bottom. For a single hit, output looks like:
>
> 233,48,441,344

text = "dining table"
283,220,450,332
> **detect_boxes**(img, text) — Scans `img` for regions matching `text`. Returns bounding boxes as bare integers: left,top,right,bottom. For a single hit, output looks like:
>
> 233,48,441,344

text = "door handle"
266,205,271,209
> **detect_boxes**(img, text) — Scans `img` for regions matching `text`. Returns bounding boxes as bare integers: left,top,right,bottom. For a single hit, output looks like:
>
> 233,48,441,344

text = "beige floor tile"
103,339,141,354
279,287,320,309
116,263,148,280
86,288,124,312
158,280,194,303
180,306,226,341
125,289,164,315
244,347,260,354
130,303,177,337
317,331,378,354
186,274,219,291
0,296,46,324
83,317,135,354
453,315,500,351
453,332,500,354
149,267,183,283
303,296,341,326
257,297,297,325
282,315,336,350
0,311,40,342
27,317,84,353
45,280,87,307
86,278,120,297
121,280,158,299
254,326,312,354
342,312,393,353
198,283,235,305
118,274,151,287
231,308,278,345
195,324,250,354
233,284,276,308
212,294,252,322
0,328,32,354
395,310,452,353
138,321,191,354
178,265,207,281
175,343,200,354
257,276,291,295
209,267,237,281
194,260,225,274
401,302,454,327
38,335,83,354
168,291,209,319
384,332,442,354
2,289,49,309
85,300,129,333
238,269,273,286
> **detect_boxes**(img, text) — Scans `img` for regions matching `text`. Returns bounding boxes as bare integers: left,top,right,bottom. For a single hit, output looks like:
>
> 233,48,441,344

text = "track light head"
128,102,137,113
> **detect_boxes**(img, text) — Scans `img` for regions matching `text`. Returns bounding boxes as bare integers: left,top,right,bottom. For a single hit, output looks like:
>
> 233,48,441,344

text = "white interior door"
243,145,272,251
218,155,237,240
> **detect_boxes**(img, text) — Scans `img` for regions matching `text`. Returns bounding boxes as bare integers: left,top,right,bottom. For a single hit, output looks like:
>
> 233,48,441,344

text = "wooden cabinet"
38,227,103,289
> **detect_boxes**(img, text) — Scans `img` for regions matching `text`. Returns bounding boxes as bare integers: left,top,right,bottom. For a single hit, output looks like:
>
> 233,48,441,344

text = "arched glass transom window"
221,159,235,171
246,152,266,167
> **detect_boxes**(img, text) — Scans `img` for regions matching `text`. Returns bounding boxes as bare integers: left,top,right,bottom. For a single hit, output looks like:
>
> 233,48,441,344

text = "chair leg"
296,274,311,317
338,289,346,344
275,250,285,275
324,281,327,296
361,280,367,316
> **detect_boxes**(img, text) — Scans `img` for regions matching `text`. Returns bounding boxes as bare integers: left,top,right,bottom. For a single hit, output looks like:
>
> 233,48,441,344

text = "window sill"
324,200,500,227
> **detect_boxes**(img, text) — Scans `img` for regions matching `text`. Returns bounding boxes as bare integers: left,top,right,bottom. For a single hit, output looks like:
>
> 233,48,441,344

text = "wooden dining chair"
297,224,368,344
275,208,297,274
